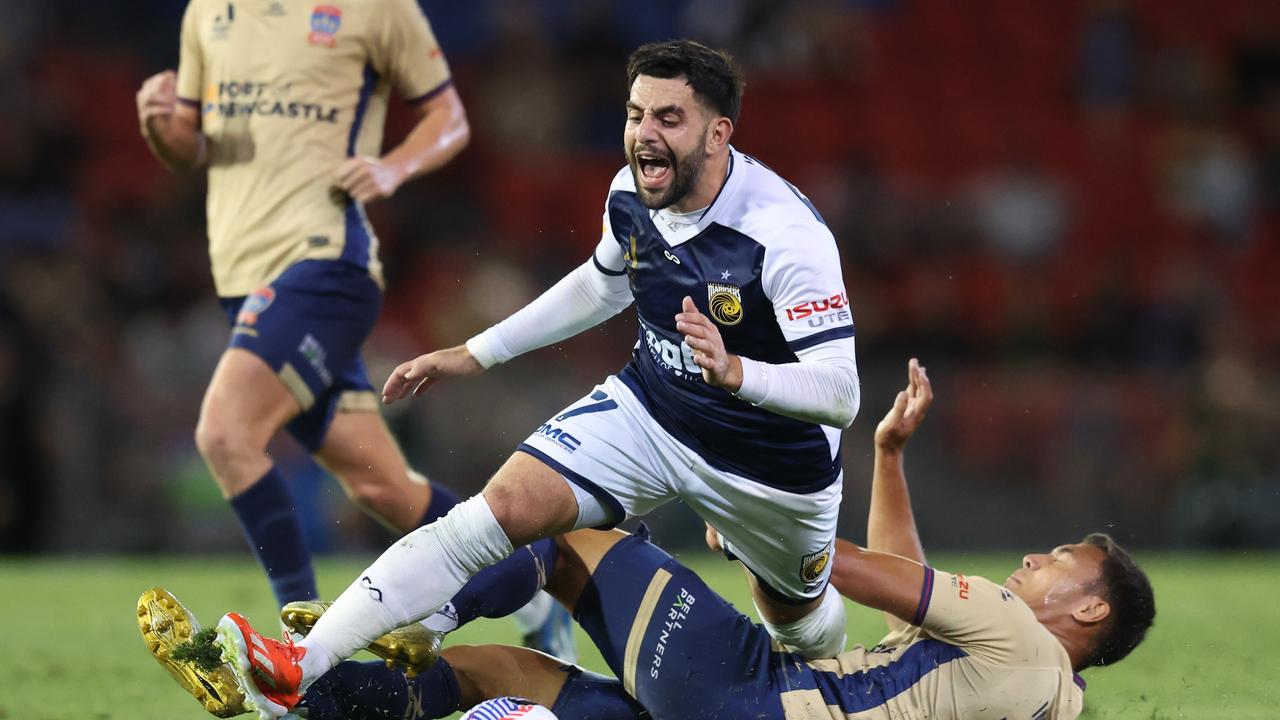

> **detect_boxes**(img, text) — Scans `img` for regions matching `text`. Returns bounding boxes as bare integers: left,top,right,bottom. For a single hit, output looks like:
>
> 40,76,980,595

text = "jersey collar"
647,146,741,247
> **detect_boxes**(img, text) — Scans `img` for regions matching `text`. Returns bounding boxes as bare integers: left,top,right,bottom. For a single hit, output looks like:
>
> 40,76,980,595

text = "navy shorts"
218,259,382,452
574,527,808,720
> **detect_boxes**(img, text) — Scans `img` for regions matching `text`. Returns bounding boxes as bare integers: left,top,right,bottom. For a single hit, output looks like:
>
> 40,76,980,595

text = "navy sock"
417,483,459,526
298,659,460,720
551,667,649,720
445,538,558,627
228,467,317,606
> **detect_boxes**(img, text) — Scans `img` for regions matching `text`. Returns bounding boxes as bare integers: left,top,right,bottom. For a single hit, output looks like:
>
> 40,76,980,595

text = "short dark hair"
1080,533,1156,668
626,40,745,124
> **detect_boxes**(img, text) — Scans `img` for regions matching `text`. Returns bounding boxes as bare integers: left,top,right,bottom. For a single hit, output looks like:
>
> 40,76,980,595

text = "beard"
629,143,706,210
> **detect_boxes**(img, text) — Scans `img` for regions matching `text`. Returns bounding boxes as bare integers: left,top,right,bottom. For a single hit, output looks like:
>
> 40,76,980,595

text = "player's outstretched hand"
874,358,933,454
382,345,483,404
136,70,178,134
676,296,743,391
335,156,403,204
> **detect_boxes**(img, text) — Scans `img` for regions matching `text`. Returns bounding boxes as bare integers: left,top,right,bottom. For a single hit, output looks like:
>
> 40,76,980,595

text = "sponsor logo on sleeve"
707,282,743,326
784,293,849,321
950,573,971,600
784,292,851,329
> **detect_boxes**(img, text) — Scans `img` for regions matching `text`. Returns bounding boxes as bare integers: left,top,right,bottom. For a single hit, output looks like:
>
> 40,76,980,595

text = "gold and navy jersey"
779,570,1085,720
584,530,1087,720
176,0,451,297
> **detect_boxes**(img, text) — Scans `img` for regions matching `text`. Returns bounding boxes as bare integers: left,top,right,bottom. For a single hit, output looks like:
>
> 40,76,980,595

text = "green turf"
0,551,1274,719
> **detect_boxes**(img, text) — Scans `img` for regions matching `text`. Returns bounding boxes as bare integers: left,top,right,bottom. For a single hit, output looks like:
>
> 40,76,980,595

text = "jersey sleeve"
371,0,452,103
175,0,203,105
760,226,855,353
915,569,1035,664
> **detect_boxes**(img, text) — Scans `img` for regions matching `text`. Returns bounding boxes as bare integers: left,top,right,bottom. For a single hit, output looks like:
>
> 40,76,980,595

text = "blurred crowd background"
0,0,1276,556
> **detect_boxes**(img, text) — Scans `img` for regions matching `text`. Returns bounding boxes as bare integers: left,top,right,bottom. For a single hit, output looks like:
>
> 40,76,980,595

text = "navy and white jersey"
593,147,855,494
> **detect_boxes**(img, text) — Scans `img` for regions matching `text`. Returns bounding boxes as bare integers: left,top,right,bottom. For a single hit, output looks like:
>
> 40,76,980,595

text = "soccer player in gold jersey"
134,0,526,633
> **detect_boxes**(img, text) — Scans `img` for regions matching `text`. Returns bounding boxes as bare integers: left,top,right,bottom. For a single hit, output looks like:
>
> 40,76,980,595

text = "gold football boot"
280,600,443,677
137,588,247,717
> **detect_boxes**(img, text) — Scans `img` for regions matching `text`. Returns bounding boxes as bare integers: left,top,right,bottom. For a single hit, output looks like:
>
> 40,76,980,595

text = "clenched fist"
335,156,404,204
136,70,178,135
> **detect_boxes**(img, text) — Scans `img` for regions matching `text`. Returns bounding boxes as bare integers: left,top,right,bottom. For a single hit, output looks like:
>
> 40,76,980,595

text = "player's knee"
194,416,248,468
482,482,520,527
341,475,400,515
481,462,579,545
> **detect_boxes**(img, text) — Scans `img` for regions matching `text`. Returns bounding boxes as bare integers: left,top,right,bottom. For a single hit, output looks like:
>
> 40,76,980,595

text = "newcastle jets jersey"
175,0,451,296
778,571,1086,719
595,146,857,493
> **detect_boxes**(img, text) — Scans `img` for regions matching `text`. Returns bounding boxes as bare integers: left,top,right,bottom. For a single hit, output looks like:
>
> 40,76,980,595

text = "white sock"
420,601,461,634
756,585,847,659
296,495,514,687
510,591,554,635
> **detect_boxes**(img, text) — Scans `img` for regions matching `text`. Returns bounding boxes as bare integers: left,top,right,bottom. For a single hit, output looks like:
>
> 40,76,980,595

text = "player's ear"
705,116,732,154
1071,594,1110,626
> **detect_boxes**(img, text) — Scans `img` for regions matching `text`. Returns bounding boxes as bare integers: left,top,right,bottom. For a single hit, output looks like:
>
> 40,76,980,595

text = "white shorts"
517,375,841,602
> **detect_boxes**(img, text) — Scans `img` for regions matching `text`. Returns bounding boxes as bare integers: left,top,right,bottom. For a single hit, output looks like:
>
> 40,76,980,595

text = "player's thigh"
482,452,583,548
197,347,301,451
314,404,431,530
222,260,383,454
515,376,678,528
545,529,631,614
443,644,572,710
569,527,786,719
685,466,842,605
314,403,407,481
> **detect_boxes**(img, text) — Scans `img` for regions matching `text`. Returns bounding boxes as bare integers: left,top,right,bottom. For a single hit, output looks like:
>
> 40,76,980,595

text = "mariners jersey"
175,0,451,296
781,570,1086,720
593,147,855,493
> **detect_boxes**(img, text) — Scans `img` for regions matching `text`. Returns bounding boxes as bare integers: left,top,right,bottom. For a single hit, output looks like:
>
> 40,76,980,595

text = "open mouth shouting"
634,149,673,191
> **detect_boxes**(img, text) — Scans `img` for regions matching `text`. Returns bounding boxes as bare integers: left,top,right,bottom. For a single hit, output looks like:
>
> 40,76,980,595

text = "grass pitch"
0,551,1274,719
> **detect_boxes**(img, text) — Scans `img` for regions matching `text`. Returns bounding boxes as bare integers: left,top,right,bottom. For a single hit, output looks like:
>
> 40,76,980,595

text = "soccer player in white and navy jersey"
214,40,864,718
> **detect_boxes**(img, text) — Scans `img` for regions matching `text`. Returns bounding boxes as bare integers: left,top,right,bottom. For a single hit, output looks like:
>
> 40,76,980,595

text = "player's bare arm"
829,541,929,626
136,70,206,173
334,84,469,203
866,357,932,628
382,344,483,404
869,359,931,563
735,357,931,627
677,295,744,391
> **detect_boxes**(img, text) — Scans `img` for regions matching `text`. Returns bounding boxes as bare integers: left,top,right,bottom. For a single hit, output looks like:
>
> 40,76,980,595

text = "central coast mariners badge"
707,282,743,326
800,544,832,586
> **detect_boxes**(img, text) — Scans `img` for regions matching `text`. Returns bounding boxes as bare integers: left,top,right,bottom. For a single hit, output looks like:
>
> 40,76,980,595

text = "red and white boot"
215,612,306,720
